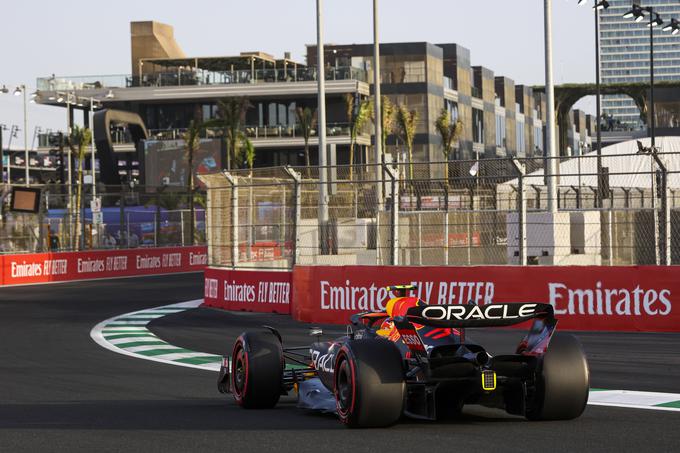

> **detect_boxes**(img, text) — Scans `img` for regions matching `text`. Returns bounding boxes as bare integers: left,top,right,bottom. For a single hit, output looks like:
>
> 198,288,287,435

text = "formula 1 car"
217,285,589,428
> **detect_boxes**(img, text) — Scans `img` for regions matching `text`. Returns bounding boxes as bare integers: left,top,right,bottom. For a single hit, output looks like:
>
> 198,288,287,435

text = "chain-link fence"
200,151,680,269
0,184,206,254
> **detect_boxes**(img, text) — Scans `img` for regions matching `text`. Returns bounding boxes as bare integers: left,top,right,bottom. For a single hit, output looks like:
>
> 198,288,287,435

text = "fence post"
532,185,541,210
650,153,670,265
662,171,670,265
442,182,449,266
37,190,46,252
189,188,195,246
384,164,399,265
466,211,472,265
224,172,239,268
205,186,212,263
511,159,526,266
280,185,286,260
119,184,125,249
181,210,185,246
283,166,302,266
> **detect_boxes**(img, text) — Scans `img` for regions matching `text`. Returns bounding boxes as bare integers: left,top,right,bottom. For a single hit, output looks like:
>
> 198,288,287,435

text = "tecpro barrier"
291,265,678,332
203,267,292,314
0,246,207,286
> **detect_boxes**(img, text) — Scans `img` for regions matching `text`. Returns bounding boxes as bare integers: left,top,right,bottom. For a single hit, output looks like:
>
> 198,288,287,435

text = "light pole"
0,86,20,185
373,0,383,209
89,97,101,198
579,0,609,208
5,125,19,183
544,0,558,213
0,124,5,184
57,91,75,247
623,4,661,148
0,86,7,184
316,0,330,252
13,85,30,186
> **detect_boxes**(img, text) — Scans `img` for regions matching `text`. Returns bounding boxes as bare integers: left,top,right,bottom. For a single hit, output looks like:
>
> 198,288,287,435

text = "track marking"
90,299,222,372
588,390,680,412
90,301,680,413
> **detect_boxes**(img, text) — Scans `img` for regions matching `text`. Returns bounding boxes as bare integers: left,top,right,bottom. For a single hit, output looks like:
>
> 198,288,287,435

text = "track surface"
1,274,679,452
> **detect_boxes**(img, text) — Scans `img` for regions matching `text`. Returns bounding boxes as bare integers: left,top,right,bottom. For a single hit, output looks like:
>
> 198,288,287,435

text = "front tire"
231,330,284,409
526,333,589,421
334,339,405,428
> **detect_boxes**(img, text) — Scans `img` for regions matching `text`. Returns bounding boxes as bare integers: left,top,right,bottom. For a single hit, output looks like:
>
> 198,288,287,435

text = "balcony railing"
36,124,360,147
36,129,134,148
37,67,367,92
147,123,356,141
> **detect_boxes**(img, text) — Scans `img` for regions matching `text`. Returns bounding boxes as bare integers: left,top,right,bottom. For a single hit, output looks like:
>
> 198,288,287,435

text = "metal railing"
147,123,355,142
36,67,367,92
200,152,680,269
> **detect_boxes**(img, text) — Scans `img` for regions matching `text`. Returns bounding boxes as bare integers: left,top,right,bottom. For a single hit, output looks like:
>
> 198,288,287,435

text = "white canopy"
504,136,680,189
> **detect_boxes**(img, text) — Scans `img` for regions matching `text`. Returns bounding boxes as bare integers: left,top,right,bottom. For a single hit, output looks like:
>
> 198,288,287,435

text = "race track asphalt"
1,273,679,453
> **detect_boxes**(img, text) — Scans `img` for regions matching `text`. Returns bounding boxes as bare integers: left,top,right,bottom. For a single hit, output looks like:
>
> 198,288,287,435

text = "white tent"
503,136,680,190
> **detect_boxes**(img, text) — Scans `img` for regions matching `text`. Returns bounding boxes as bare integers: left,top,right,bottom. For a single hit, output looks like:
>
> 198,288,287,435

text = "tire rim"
233,346,247,397
336,360,352,414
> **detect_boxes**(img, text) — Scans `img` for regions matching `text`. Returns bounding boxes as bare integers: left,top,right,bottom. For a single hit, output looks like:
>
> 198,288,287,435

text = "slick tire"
334,339,405,428
230,330,284,409
526,333,589,421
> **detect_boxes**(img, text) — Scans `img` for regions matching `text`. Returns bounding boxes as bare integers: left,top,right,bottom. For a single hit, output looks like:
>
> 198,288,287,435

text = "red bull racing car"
217,285,589,428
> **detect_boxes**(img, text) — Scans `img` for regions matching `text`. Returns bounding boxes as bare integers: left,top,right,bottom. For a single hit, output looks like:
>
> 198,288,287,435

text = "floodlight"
647,14,663,27
594,1,609,10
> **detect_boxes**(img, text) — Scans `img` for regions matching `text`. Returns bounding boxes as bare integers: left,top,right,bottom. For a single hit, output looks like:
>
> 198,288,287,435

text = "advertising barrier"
0,246,208,286
292,265,679,332
203,267,292,314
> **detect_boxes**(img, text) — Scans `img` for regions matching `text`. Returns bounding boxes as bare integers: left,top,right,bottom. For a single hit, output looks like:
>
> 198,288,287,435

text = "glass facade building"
600,0,680,129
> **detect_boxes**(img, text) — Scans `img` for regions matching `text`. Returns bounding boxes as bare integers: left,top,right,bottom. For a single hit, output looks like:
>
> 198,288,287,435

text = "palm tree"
243,136,257,259
344,94,373,180
435,108,464,183
396,104,418,180
212,97,251,169
377,95,396,164
295,106,316,177
68,125,92,251
183,120,202,246
243,137,256,173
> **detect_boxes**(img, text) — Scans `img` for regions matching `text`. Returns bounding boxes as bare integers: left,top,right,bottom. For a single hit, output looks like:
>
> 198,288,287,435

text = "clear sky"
0,0,599,149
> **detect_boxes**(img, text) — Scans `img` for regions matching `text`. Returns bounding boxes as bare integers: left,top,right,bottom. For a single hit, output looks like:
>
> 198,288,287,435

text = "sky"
0,0,599,149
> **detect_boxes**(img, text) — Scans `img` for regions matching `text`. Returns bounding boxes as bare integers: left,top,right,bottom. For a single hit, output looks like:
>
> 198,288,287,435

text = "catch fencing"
200,151,680,269
0,184,206,254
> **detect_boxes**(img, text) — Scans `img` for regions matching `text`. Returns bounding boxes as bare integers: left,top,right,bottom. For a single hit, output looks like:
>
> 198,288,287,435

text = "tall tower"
599,1,680,129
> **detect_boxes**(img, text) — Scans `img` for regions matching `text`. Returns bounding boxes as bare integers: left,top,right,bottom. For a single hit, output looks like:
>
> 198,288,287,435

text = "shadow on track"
0,397,532,431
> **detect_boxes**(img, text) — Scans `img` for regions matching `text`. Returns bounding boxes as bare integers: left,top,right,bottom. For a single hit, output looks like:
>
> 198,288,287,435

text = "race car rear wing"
403,302,555,328
401,302,557,356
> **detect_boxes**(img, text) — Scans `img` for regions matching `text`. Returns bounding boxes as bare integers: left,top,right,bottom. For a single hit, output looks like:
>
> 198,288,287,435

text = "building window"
202,104,218,121
445,99,458,122
473,108,484,144
495,114,506,148
534,126,544,154
516,121,525,155
381,57,426,84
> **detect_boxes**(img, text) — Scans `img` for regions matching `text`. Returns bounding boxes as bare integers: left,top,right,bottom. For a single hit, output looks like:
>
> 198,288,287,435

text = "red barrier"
203,267,292,314
292,265,678,332
0,246,207,286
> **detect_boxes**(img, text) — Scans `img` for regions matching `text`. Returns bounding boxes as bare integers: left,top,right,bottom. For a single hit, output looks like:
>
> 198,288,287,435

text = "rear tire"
231,330,284,409
526,333,589,421
334,339,405,428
